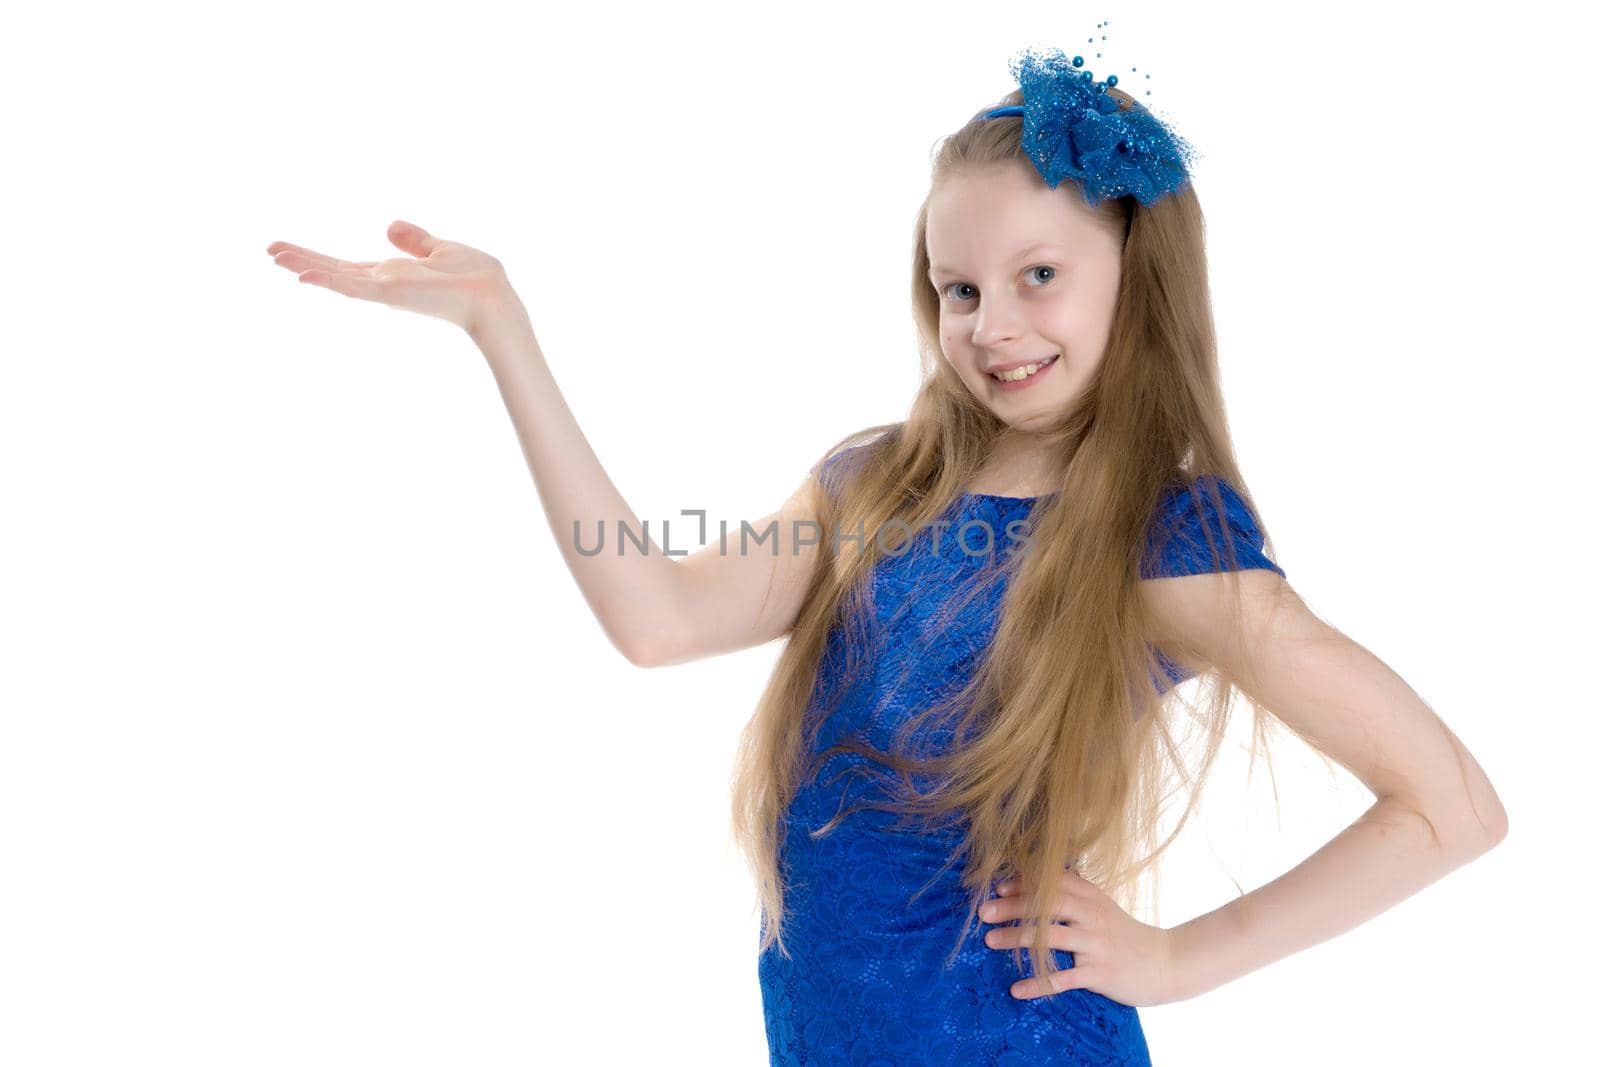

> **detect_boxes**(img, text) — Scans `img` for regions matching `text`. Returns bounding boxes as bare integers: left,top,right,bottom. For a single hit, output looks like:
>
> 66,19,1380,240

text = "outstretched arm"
269,221,827,667
469,299,830,667
1139,571,1509,1002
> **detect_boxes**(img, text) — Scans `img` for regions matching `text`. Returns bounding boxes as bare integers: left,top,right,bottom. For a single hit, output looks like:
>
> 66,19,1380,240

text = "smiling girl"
269,41,1506,1067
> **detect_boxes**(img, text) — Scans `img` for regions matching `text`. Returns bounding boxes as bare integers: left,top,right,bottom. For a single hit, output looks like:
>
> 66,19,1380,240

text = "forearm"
468,295,688,664
1166,796,1498,1002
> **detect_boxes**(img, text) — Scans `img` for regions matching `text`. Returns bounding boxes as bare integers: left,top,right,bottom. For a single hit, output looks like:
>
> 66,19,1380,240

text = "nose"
970,292,1027,350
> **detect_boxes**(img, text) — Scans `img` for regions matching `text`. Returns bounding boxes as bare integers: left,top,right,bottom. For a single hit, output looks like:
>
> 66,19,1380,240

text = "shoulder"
817,444,870,490
1138,474,1291,676
815,433,896,502
1140,473,1286,580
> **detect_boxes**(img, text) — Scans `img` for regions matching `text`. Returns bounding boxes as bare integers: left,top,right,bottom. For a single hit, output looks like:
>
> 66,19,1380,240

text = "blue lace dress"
758,452,1286,1066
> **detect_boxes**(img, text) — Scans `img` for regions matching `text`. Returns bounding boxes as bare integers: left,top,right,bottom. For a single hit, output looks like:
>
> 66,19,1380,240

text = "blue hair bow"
977,45,1199,209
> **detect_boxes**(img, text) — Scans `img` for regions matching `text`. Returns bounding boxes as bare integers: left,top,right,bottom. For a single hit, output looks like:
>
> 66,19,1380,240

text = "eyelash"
939,265,1059,304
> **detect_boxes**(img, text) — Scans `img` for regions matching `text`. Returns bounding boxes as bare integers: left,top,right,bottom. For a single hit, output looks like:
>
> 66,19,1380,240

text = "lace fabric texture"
759,453,1285,1065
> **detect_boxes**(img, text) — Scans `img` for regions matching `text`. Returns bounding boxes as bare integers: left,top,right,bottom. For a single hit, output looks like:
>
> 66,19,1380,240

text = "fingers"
982,895,1079,924
997,865,1088,897
1010,963,1091,1001
267,242,378,273
295,267,390,303
982,916,1095,1002
268,219,444,272
983,922,1087,952
267,239,392,302
387,219,439,258
982,906,1098,1001
994,877,1085,902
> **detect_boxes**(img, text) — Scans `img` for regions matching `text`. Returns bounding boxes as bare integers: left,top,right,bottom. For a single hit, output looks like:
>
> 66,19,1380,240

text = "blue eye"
940,265,1057,303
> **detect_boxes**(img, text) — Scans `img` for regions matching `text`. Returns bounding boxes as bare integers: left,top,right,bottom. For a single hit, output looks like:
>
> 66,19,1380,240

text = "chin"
1002,411,1059,433
995,389,1079,431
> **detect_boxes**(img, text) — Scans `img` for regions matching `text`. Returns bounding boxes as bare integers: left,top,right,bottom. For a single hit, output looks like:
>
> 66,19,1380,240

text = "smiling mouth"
988,354,1059,382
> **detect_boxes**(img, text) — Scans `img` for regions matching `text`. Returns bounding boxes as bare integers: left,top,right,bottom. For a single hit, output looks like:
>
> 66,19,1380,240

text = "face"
925,159,1124,432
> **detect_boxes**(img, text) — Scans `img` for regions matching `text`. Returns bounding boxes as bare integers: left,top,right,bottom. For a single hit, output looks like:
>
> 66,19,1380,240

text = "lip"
985,354,1059,374
986,353,1059,392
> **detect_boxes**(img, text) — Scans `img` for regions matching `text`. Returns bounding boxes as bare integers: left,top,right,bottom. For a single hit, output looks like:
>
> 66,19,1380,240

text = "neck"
969,433,1060,497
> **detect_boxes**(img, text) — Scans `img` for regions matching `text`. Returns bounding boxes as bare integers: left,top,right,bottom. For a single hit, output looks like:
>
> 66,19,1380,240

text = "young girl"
268,42,1507,1067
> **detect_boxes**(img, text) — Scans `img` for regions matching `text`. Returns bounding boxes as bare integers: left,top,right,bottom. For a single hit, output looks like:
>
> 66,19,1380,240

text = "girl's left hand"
979,868,1182,1007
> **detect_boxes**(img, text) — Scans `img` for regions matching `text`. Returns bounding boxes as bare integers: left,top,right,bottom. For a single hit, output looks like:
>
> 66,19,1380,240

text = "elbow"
594,600,680,668
606,578,696,668
617,625,684,669
619,633,666,669
1402,761,1510,858
1482,799,1510,850
1472,780,1511,852
1459,809,1508,862
1386,792,1508,860
1445,797,1509,859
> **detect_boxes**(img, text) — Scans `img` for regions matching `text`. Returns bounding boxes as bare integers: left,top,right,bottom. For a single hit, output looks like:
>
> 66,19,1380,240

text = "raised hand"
267,220,520,336
979,867,1181,1006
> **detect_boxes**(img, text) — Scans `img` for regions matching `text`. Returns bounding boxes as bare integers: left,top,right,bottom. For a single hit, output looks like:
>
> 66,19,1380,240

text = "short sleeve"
816,444,873,504
1140,475,1286,580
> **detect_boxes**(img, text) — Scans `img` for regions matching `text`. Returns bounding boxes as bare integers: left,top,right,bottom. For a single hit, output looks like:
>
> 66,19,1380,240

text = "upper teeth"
991,355,1058,382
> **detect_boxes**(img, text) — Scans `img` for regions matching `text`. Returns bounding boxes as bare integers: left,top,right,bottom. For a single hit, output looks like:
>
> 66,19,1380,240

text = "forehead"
925,161,1109,271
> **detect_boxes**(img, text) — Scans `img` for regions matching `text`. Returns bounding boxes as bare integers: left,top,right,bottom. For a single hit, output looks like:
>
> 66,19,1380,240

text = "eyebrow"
927,243,1069,278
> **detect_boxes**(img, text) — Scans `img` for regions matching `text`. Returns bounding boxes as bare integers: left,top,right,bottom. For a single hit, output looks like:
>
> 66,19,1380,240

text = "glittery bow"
978,45,1198,209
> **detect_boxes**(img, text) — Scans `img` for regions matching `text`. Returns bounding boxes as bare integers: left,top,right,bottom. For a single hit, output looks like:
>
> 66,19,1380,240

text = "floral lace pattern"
759,457,1285,1065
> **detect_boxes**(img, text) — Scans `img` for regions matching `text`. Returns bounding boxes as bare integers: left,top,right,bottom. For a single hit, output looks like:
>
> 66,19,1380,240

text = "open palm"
267,220,514,334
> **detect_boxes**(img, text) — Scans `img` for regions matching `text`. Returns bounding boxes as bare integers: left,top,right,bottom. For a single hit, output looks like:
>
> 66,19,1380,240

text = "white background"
2,0,1593,1063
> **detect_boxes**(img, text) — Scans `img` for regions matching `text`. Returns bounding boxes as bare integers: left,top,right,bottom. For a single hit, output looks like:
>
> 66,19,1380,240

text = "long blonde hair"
731,83,1292,985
